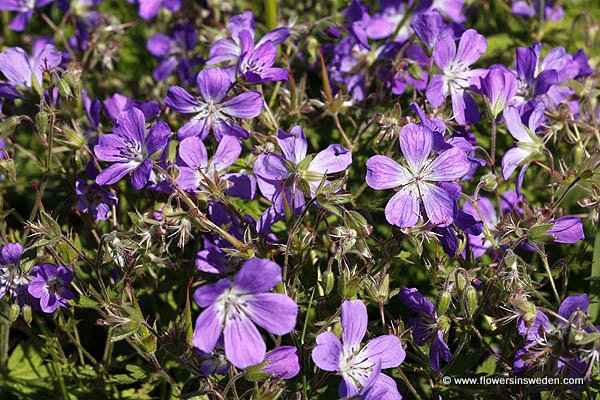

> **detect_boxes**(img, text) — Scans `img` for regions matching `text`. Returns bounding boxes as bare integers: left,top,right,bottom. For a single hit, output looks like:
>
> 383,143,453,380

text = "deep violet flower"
0,0,54,31
512,43,560,108
399,287,452,374
529,216,585,244
164,67,264,140
207,11,290,65
147,24,198,83
176,135,256,199
75,179,118,221
237,30,289,84
94,107,170,189
311,300,405,399
192,258,297,369
365,123,469,228
27,263,75,313
480,67,518,118
426,29,487,125
0,44,62,93
0,243,27,300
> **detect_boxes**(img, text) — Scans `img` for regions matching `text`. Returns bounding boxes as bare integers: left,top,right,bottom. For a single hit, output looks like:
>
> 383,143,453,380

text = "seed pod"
323,270,335,295
480,173,497,192
35,111,49,133
22,305,32,325
465,286,478,317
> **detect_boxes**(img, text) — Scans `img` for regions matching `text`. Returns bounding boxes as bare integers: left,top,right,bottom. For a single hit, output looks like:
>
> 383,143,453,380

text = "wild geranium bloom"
0,0,54,31
311,300,404,399
75,179,118,221
501,104,544,181
480,67,518,118
512,0,563,21
254,126,352,233
103,93,161,122
176,135,256,199
0,243,27,300
512,43,559,108
128,0,181,20
238,30,288,84
399,288,452,374
165,67,264,140
426,29,487,124
147,24,198,83
192,258,297,369
529,216,585,244
0,44,62,92
27,264,75,313
207,11,290,65
260,346,301,379
94,107,170,189
366,123,469,228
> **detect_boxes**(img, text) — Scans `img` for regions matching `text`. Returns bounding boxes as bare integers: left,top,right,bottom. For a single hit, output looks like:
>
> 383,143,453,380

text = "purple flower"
260,346,301,379
75,179,118,221
164,67,264,140
512,0,564,21
480,67,518,118
0,44,62,92
238,30,289,84
0,0,54,31
176,135,256,199
426,29,487,125
501,104,544,181
207,11,290,65
0,243,26,300
94,108,170,189
192,258,298,369
27,263,75,313
512,43,560,108
254,126,352,233
399,288,452,374
530,216,585,244
103,93,161,122
365,123,469,228
129,0,181,20
311,300,405,399
147,24,198,83
411,10,453,50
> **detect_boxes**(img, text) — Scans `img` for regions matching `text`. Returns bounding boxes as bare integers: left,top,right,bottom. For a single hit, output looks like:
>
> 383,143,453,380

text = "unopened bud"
22,305,32,325
436,290,452,315
323,270,335,295
465,286,478,317
480,173,497,192
57,79,73,99
9,303,20,322
0,116,22,135
36,111,49,133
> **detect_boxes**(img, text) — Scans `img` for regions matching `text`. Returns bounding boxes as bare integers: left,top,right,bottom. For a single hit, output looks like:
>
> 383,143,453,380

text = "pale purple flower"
75,179,118,221
501,104,544,181
192,259,297,369
176,135,256,199
480,67,518,117
311,300,405,399
103,93,161,122
512,0,564,21
426,29,487,125
261,346,301,379
0,0,54,31
207,11,290,65
0,44,62,92
147,24,198,83
365,123,469,228
165,67,264,140
27,263,75,313
254,126,352,234
545,216,585,244
94,108,170,189
399,288,452,374
129,0,181,20
0,243,27,300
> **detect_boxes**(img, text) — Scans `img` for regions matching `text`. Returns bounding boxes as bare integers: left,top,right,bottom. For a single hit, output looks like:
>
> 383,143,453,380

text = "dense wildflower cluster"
0,0,598,398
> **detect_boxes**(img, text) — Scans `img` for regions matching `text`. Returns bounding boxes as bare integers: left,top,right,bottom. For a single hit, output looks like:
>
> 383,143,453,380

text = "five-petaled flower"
28,263,75,313
165,67,264,140
94,107,170,189
192,258,298,369
366,123,469,228
311,299,405,399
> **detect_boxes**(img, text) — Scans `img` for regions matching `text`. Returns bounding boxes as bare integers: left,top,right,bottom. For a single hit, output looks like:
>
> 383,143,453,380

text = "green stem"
0,302,9,375
264,0,277,30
